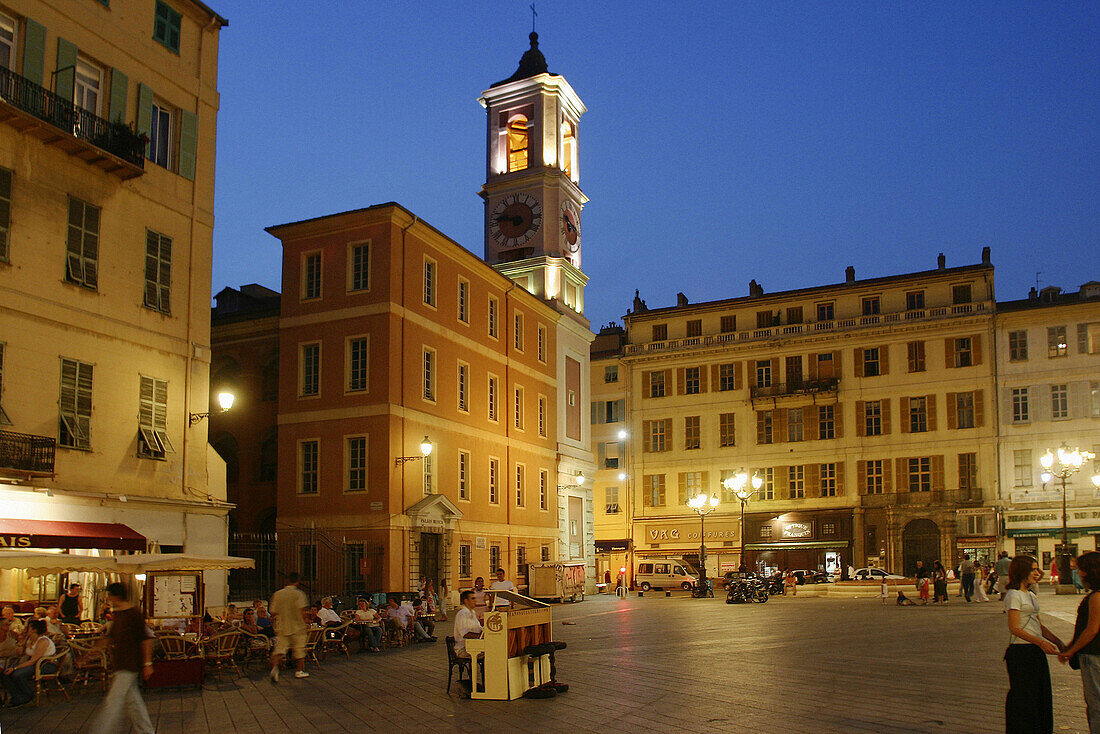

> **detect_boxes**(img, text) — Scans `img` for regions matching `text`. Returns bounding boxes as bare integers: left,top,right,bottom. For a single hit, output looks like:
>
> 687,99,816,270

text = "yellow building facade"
0,0,229,604
593,253,1001,579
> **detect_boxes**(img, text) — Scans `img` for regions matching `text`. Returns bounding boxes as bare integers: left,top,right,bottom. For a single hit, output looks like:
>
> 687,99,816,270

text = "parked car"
635,559,697,591
793,570,831,584
852,567,905,581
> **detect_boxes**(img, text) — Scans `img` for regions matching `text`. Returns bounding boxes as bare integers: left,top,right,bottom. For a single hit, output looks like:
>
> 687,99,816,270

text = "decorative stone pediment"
405,494,463,531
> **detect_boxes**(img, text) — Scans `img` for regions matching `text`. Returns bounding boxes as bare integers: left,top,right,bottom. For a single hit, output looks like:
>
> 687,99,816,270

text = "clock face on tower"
490,194,542,248
560,199,581,253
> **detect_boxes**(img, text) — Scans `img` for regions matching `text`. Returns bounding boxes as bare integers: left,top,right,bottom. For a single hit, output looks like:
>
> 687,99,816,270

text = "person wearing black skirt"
1004,555,1065,734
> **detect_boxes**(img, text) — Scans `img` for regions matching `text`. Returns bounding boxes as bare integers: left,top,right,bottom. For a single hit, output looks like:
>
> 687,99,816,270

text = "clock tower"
479,32,588,316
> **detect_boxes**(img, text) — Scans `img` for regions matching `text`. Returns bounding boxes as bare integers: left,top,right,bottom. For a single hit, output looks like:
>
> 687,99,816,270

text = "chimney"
937,253,946,270
676,292,689,307
749,280,763,297
845,266,855,283
981,246,991,265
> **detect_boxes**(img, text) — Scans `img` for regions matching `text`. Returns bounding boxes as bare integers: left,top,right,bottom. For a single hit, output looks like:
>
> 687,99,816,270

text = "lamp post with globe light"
722,470,764,573
687,491,719,595
1039,445,1100,592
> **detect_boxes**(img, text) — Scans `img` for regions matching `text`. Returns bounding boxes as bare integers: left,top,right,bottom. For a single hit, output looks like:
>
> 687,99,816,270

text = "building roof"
211,284,280,325
997,282,1100,313
491,32,558,88
185,0,229,27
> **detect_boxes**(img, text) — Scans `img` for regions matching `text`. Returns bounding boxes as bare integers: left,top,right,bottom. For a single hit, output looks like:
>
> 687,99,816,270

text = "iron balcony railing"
0,65,145,168
0,430,56,476
750,377,840,400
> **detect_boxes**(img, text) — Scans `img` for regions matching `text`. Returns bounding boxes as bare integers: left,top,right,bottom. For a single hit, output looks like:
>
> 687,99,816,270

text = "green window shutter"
22,19,47,87
178,109,197,180
55,38,78,100
136,84,153,157
109,68,128,122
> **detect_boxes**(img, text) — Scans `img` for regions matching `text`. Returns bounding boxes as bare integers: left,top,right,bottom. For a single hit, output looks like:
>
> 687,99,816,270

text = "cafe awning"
0,550,120,575
0,519,146,551
114,553,255,572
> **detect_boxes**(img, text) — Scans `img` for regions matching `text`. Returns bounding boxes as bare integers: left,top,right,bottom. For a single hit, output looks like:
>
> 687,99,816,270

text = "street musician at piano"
453,591,482,659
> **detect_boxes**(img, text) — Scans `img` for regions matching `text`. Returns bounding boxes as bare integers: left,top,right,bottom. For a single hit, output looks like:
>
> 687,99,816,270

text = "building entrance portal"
903,519,940,576
420,532,441,587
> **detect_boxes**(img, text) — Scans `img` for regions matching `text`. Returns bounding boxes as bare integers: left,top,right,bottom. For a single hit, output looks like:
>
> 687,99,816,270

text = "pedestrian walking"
1059,552,1100,732
915,560,930,605
269,571,310,683
880,576,889,605
86,582,155,734
933,561,949,604
996,551,1012,600
974,565,991,603
1004,555,1065,734
784,569,797,597
961,554,976,602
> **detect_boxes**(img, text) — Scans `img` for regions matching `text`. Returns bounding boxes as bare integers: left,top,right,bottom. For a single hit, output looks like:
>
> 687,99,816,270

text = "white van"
635,558,697,591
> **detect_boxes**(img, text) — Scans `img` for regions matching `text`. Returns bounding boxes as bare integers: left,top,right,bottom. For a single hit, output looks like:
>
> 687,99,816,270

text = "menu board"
146,572,203,619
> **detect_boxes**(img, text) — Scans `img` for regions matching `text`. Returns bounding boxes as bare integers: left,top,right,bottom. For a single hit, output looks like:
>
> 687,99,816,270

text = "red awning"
0,519,146,551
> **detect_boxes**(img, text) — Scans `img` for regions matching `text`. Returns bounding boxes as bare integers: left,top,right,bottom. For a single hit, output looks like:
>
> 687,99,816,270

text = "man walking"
994,550,1012,600
87,582,155,734
269,572,309,683
960,554,976,602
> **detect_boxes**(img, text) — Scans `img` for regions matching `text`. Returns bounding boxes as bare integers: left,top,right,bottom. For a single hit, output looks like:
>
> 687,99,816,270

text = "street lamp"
687,491,720,594
189,391,235,426
723,470,764,573
1039,445,1100,591
394,436,433,467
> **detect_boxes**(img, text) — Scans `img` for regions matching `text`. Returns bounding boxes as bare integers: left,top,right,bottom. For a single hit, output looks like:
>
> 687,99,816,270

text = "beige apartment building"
593,252,999,580
997,283,1100,567
0,1,229,604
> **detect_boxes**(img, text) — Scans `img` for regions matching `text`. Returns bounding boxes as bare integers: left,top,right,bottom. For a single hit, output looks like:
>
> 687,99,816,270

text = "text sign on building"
780,522,812,539
1006,507,1100,530
644,522,739,544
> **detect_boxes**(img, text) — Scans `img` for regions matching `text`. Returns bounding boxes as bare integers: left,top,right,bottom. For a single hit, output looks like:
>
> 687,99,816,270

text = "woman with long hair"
932,560,949,604
1059,552,1100,732
1004,555,1064,734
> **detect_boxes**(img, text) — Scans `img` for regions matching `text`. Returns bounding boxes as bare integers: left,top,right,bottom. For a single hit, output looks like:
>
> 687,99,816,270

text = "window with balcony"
787,306,804,324
816,302,834,321
1009,330,1028,361
756,360,772,388
756,311,774,329
686,319,702,337
861,296,881,316
952,284,972,305
720,315,737,333
652,324,667,341
906,291,925,310
0,13,14,71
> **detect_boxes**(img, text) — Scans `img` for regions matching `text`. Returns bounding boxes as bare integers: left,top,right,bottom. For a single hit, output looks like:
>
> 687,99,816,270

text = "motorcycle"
725,575,769,604
691,577,714,598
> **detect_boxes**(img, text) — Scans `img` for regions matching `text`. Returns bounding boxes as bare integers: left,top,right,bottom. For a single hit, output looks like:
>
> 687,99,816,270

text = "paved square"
2,587,1092,733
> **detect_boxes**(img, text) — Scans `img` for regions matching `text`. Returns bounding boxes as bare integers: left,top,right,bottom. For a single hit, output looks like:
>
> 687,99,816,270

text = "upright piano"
464,589,553,700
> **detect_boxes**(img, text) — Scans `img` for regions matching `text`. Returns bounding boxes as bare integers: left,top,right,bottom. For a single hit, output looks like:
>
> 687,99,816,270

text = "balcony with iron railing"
0,66,145,179
750,377,840,400
0,430,56,477
624,301,991,356
860,488,983,508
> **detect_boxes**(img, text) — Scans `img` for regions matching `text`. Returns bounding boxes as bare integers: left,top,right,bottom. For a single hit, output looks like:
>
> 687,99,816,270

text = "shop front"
594,539,631,590
1004,507,1100,571
633,517,743,580
955,508,998,566
742,511,853,576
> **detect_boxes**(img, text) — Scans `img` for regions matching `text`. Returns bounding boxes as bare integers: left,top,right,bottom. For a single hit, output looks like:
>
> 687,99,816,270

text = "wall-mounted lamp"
574,471,586,486
395,436,433,467
190,392,235,426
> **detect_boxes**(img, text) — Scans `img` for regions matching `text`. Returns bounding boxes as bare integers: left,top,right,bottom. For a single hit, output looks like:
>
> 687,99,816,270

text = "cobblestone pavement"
1,585,1092,733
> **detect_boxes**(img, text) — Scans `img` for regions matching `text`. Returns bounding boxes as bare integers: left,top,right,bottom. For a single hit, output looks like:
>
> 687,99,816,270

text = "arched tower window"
507,114,529,172
561,119,576,178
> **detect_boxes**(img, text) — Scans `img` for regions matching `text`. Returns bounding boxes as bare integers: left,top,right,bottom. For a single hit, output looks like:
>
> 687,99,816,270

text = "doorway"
419,532,441,586
902,519,940,576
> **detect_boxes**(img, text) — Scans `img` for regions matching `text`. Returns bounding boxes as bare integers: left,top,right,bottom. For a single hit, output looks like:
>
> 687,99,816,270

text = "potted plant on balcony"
93,120,148,165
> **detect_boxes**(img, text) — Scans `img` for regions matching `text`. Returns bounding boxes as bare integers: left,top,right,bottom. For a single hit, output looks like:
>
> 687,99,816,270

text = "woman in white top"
973,565,991,603
1,619,57,708
1004,555,1064,734
353,598,383,652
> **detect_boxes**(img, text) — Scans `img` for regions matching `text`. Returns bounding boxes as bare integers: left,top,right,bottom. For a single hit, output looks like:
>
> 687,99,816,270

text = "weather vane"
531,3,538,33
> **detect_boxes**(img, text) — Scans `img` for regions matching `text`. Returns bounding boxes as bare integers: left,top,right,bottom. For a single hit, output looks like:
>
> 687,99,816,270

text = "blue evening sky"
210,2,1099,328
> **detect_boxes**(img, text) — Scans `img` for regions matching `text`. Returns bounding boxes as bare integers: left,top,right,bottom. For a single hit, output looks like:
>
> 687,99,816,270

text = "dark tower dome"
492,32,558,87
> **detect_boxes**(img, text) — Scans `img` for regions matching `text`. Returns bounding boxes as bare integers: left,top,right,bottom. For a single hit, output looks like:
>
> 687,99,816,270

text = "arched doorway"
902,519,940,576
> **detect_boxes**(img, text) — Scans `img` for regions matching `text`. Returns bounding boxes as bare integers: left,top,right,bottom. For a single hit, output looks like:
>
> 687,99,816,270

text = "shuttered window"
59,358,93,449
0,166,11,262
346,436,367,493
153,1,182,52
298,440,318,494
718,413,735,447
66,197,100,289
144,230,172,313
137,375,171,458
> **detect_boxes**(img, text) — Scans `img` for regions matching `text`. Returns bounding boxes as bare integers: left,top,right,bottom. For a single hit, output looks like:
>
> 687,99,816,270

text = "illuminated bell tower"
479,32,588,316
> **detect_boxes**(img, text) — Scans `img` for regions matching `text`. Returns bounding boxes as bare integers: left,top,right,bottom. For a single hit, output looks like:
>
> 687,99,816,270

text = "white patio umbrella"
0,550,120,575
114,553,255,572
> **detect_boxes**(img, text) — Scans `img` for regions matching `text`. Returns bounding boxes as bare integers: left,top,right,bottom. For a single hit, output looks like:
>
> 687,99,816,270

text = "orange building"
265,204,563,596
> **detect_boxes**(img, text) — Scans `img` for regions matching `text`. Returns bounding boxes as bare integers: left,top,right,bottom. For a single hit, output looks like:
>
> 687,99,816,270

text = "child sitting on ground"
896,590,915,606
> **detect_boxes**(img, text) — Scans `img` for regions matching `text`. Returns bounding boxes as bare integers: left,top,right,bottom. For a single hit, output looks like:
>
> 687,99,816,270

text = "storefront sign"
780,522,812,539
643,521,740,545
957,536,997,547
1006,507,1100,531
0,535,31,548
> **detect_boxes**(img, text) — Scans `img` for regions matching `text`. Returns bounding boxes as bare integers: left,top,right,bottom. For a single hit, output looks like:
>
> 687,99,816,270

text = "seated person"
411,598,436,638
0,620,19,664
1,607,23,637
240,608,262,636
316,597,342,627
1,619,57,708
452,590,482,659
31,607,46,621
352,598,383,652
254,607,275,637
384,598,434,643
222,604,241,624
896,590,915,606
43,606,64,637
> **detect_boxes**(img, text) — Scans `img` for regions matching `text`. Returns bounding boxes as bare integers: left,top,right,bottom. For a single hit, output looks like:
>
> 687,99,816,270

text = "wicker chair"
66,638,109,694
235,629,272,670
321,621,352,661
303,627,325,668
34,647,71,705
158,634,202,661
202,630,242,681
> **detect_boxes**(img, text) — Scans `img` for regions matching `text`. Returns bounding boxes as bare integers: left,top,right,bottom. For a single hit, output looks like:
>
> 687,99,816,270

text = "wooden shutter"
807,408,819,441
896,458,908,492
700,471,709,496
972,334,983,365
831,351,842,377
974,389,985,428
109,68,128,122
699,365,708,393
835,461,845,495
946,393,957,430
855,401,865,436
749,361,758,388
926,394,937,432
22,19,46,87
853,348,864,377
884,458,893,492
597,442,606,468
880,345,889,375
881,399,892,435
775,466,789,497
734,362,743,390
775,409,788,443
642,420,652,453
833,405,843,438
756,412,767,445
900,397,910,434
590,401,599,425
677,473,687,506
931,455,945,492
55,39,78,101
808,353,818,380
136,84,154,156
663,419,672,452
711,364,720,390
806,464,820,496
676,368,685,395
857,460,867,494
642,477,652,507
178,110,199,181
944,337,955,369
